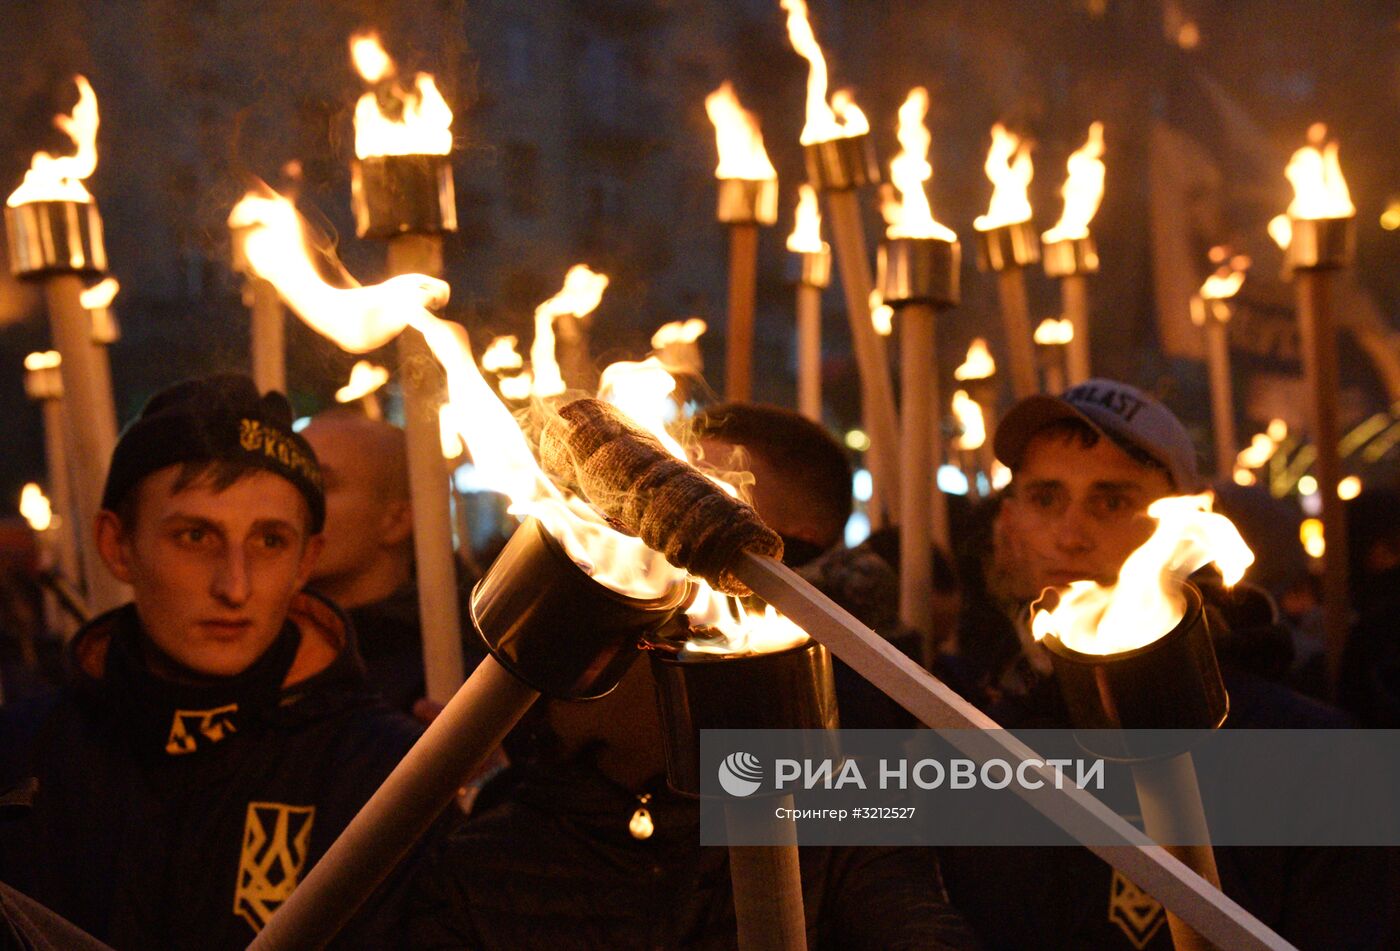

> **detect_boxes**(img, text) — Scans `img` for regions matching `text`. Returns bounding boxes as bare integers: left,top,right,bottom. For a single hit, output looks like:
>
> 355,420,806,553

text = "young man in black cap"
0,375,422,950
941,379,1387,950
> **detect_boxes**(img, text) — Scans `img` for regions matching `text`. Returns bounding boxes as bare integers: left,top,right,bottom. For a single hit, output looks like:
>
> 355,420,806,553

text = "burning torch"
1191,248,1250,478
786,184,830,423
22,352,82,633
236,194,1291,951
334,360,390,420
1033,494,1254,951
4,76,127,615
973,124,1040,401
874,87,961,643
782,0,901,526
348,30,463,704
1268,124,1356,695
1041,123,1105,386
1033,317,1073,395
707,82,778,402
951,389,995,496
953,338,999,453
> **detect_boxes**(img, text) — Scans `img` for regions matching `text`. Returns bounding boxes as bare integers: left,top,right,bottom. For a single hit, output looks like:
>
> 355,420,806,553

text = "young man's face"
1001,431,1174,598
96,467,323,677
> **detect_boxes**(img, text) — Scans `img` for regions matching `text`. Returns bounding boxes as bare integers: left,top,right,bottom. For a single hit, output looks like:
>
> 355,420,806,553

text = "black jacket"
409,751,980,950
0,594,421,950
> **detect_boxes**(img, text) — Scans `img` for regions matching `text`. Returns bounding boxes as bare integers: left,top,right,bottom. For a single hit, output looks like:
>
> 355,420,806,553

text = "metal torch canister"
1038,583,1228,760
803,134,881,192
975,220,1041,273
650,638,839,796
351,154,458,239
717,178,779,226
470,517,689,700
1041,235,1099,278
1282,216,1355,274
785,246,832,290
4,201,107,278
877,237,962,309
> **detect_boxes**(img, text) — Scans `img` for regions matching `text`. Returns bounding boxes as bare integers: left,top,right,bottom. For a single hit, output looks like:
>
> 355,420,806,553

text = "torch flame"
973,124,1034,232
349,31,453,158
24,351,61,372
1283,123,1355,222
7,76,99,207
1300,518,1324,558
335,360,390,403
498,372,533,402
1266,418,1288,442
1031,493,1254,655
705,82,776,181
952,390,987,450
439,402,466,460
954,338,996,381
1034,318,1074,346
79,277,119,310
786,184,827,254
1042,122,1105,243
1235,432,1277,470
780,0,868,144
1199,253,1249,301
868,289,893,337
20,483,53,533
885,88,956,242
530,265,610,398
481,336,525,373
650,318,707,349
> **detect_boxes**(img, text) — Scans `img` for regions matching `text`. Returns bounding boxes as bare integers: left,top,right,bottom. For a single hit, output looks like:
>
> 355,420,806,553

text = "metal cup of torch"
1037,582,1228,951
877,236,960,656
975,220,1041,401
472,517,690,700
351,153,458,240
651,635,838,951
804,132,901,527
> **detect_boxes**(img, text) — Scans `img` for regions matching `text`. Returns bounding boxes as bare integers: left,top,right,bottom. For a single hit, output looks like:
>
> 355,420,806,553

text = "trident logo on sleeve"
234,801,316,933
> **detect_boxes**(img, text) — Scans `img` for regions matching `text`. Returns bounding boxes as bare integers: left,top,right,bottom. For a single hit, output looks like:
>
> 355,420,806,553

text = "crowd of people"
0,370,1396,949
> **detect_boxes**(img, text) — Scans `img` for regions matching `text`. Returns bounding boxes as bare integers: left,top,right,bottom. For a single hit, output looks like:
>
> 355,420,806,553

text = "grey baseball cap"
993,378,1200,490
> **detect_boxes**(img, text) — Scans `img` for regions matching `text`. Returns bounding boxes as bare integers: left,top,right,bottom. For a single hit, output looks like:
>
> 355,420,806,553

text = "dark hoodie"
0,593,421,951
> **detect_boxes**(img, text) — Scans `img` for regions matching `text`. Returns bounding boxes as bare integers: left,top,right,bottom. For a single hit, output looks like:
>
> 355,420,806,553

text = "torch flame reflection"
349,31,453,158
1032,493,1254,655
1042,122,1105,243
954,338,996,381
20,483,53,533
973,124,1034,232
705,82,776,181
885,88,956,242
780,0,869,144
335,360,390,403
8,76,99,207
530,265,609,398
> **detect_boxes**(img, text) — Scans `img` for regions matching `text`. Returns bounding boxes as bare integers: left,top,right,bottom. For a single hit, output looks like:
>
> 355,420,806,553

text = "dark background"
1,0,1397,509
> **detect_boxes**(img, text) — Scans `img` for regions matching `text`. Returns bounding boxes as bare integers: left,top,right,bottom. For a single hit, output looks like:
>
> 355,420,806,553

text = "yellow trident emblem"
164,704,239,755
1107,869,1166,949
234,801,316,933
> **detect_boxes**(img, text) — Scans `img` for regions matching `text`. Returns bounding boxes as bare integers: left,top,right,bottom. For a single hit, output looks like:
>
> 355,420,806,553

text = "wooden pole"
555,312,595,394
45,275,127,614
1205,318,1237,478
1061,273,1092,385
248,277,287,394
41,398,83,635
1042,351,1067,395
898,303,943,651
1132,753,1222,951
726,223,759,403
731,550,1291,951
386,234,466,705
1294,269,1348,696
249,656,539,951
995,268,1040,400
796,282,822,422
725,795,808,951
823,190,900,526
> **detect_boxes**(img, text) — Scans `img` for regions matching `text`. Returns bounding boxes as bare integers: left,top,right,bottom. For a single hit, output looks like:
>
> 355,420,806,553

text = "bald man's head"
302,409,414,607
